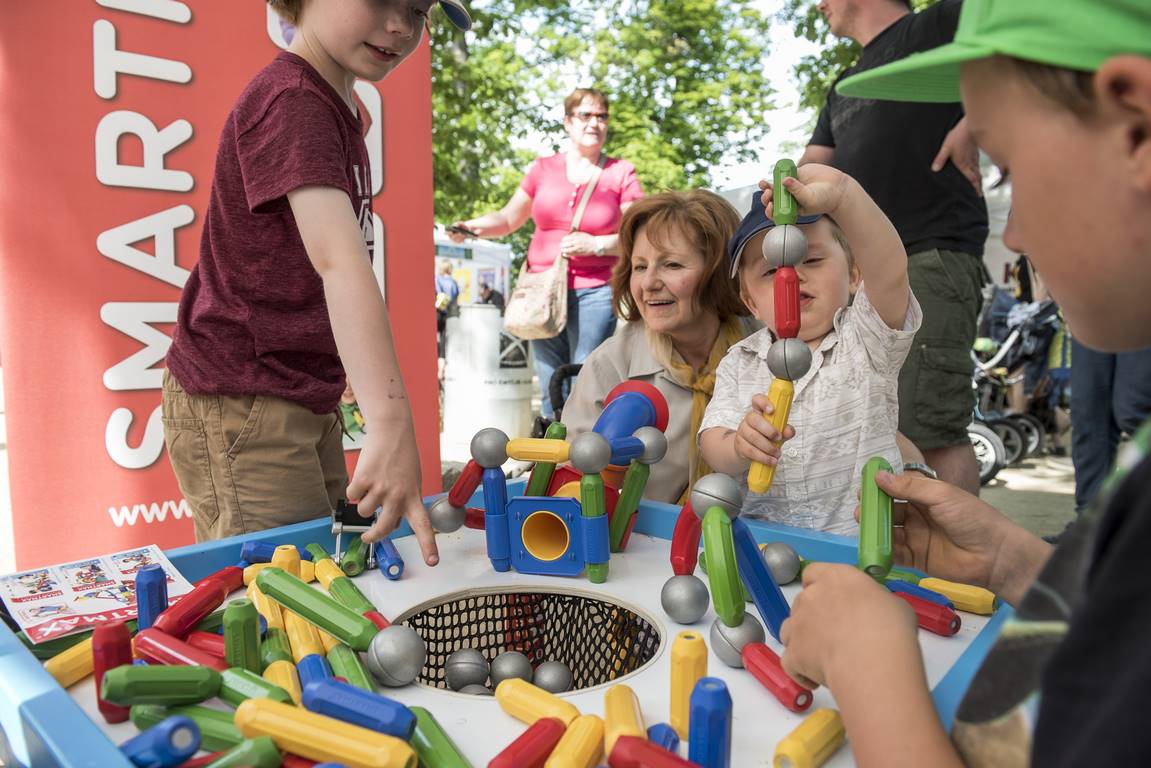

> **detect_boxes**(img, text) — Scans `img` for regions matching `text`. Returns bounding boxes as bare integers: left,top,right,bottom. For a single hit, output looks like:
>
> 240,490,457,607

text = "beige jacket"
562,318,757,504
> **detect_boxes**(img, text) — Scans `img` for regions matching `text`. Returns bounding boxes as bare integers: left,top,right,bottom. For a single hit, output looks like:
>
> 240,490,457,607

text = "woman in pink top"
450,88,644,417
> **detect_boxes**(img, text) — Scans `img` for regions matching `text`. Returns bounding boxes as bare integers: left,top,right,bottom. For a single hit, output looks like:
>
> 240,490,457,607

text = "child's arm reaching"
289,185,439,567
761,165,911,331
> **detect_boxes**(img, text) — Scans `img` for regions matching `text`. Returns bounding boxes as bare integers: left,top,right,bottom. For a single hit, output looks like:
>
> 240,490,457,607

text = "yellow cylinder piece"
507,438,570,464
299,559,316,583
271,545,302,579
495,679,581,727
43,636,93,689
313,558,346,590
318,628,342,654
283,609,325,662
918,578,997,615
670,630,707,740
244,562,273,586
603,684,646,756
545,714,603,768
248,581,285,631
263,659,302,705
235,697,416,768
774,708,845,768
748,378,795,494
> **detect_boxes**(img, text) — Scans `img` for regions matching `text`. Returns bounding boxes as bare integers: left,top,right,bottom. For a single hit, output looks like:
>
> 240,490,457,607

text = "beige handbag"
504,157,606,340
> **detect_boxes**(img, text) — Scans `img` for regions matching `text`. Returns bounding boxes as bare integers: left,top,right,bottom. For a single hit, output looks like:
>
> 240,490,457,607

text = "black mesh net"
399,589,662,691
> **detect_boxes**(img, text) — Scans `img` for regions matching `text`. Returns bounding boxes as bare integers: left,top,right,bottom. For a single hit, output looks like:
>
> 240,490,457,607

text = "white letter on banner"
106,406,164,469
100,302,177,391
97,206,194,288
95,0,192,23
93,20,192,99
95,111,193,192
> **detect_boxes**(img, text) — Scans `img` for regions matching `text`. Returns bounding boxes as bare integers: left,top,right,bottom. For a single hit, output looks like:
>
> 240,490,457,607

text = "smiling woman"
560,191,755,505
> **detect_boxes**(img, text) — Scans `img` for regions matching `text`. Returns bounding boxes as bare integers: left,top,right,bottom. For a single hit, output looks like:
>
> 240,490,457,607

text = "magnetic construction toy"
433,381,670,582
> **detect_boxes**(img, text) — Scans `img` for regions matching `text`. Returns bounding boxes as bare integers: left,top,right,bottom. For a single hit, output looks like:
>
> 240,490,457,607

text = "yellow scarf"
659,317,747,505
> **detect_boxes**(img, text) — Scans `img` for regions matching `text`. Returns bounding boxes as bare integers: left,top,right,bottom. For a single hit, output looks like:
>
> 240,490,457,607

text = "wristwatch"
594,238,606,257
902,462,938,480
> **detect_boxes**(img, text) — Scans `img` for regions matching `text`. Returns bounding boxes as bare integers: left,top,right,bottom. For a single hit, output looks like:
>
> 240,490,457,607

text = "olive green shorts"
898,249,989,450
161,369,347,542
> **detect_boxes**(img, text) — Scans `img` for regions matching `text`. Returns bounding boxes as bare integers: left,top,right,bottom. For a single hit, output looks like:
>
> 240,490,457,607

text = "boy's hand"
860,471,1050,606
348,427,439,567
734,393,796,467
759,164,852,219
780,563,920,690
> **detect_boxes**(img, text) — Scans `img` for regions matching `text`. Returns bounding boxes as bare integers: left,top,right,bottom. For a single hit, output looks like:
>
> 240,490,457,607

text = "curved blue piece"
372,538,405,581
239,542,313,564
688,677,732,768
301,677,416,740
607,435,644,467
887,579,954,609
119,715,200,768
592,391,658,444
296,653,334,690
731,518,790,642
482,467,510,572
647,722,680,753
134,565,168,631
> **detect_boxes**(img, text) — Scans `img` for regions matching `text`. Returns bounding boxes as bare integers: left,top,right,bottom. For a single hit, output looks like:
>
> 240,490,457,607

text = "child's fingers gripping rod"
749,159,813,495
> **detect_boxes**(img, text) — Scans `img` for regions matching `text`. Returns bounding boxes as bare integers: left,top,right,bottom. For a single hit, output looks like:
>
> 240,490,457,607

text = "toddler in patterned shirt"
698,165,921,533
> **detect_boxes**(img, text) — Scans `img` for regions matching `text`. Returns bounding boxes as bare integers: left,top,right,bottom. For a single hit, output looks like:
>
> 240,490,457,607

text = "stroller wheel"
990,418,1026,465
1008,413,1045,458
968,422,1006,485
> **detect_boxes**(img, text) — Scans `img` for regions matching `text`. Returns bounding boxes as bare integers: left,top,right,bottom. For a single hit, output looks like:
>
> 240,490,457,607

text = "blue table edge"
0,479,1005,767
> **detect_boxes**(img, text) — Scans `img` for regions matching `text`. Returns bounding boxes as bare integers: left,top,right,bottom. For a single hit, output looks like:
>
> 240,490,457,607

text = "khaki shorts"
898,249,988,450
161,369,348,542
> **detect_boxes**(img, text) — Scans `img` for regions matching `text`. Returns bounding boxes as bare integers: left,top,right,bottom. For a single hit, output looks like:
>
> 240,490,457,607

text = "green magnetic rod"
858,456,895,580
255,567,377,652
773,158,799,225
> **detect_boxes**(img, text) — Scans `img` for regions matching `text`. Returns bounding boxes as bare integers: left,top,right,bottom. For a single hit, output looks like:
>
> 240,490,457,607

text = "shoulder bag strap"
570,155,607,232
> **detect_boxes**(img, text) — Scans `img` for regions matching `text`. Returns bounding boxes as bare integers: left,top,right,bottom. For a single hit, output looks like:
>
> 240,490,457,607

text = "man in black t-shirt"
802,0,989,494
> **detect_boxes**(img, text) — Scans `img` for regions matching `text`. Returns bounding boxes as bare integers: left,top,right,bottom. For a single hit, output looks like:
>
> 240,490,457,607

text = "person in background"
435,258,460,380
562,191,754,505
804,0,989,494
449,87,644,418
478,281,505,312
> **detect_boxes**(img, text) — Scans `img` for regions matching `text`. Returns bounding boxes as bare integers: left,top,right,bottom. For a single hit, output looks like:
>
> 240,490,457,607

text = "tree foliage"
430,0,776,258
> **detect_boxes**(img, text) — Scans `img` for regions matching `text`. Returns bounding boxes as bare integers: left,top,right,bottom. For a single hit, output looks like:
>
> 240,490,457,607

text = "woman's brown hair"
564,88,610,116
612,190,748,323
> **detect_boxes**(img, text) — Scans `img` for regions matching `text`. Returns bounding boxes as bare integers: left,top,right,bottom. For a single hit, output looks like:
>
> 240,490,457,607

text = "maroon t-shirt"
167,52,374,414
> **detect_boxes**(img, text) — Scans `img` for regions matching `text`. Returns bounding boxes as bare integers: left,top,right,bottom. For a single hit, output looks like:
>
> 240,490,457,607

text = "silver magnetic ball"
691,473,743,520
428,495,467,534
470,428,510,469
766,338,813,382
458,684,494,696
709,614,765,668
569,432,612,475
634,426,669,465
661,574,710,625
761,541,802,585
761,224,808,269
532,660,573,693
366,625,427,687
489,650,534,688
445,647,489,691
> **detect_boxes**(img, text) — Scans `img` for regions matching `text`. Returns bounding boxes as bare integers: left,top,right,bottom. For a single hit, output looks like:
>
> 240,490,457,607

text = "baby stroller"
972,295,1064,468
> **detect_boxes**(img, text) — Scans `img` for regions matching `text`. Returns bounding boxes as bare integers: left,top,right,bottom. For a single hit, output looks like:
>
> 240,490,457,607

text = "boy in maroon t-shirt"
162,0,471,563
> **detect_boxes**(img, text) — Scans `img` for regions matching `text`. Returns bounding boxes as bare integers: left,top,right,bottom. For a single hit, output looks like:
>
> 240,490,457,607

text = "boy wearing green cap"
777,1,1151,764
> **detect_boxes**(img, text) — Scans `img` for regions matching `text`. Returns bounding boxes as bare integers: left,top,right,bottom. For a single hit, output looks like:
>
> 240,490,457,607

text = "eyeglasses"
570,111,610,123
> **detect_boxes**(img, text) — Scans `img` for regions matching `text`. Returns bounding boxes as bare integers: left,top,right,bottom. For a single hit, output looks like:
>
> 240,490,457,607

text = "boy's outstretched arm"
781,565,964,768
766,167,911,330
699,394,794,477
289,185,439,566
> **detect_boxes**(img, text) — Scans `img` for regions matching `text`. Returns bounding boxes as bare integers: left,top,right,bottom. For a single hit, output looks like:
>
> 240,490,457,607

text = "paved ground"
982,454,1077,538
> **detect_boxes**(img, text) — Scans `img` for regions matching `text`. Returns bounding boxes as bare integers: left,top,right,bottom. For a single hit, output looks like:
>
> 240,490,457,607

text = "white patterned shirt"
699,285,922,534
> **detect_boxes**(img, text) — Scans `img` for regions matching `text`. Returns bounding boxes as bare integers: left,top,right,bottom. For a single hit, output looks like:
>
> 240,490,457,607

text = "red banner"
0,3,440,568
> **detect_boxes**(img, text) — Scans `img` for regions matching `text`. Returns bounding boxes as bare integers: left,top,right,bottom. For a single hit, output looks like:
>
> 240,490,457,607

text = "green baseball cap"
837,0,1151,103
